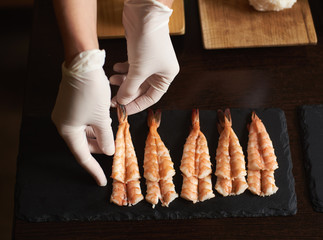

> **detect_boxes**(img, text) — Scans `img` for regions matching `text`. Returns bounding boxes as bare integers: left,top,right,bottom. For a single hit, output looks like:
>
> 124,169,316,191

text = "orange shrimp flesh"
215,109,247,196
180,109,200,178
145,180,161,208
127,180,144,206
247,112,278,196
144,110,177,207
247,170,261,195
229,128,247,179
215,111,231,180
214,177,232,197
253,113,278,171
197,132,212,179
260,170,278,196
111,106,127,183
124,122,141,183
143,126,159,182
181,109,214,202
110,105,143,206
160,178,178,207
110,179,127,206
198,175,215,202
181,175,198,203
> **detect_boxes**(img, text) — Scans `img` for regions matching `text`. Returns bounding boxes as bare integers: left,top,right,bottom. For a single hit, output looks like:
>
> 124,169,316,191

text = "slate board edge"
298,105,323,212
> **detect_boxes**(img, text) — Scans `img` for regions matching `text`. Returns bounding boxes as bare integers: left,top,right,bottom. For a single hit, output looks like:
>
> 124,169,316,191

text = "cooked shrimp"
111,106,126,183
215,109,247,196
198,175,215,201
144,110,177,207
180,110,200,178
181,175,198,203
181,109,214,202
214,111,231,180
247,112,278,196
111,105,143,206
110,180,127,206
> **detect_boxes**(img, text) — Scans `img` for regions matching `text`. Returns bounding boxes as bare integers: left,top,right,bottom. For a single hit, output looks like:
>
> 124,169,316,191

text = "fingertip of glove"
97,177,108,187
102,144,115,156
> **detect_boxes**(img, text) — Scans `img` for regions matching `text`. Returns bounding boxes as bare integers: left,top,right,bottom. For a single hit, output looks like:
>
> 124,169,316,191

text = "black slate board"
15,108,297,222
299,105,323,212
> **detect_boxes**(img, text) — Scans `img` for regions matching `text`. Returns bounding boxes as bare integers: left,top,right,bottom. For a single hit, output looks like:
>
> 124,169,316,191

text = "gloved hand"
110,0,179,115
52,49,114,186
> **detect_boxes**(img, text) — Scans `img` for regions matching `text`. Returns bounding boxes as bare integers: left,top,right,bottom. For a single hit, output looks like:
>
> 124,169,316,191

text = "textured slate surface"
15,108,297,222
299,105,323,212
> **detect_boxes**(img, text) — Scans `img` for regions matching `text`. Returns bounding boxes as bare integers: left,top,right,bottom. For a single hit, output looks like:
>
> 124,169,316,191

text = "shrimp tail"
148,109,161,128
192,109,200,129
117,104,127,123
217,109,232,134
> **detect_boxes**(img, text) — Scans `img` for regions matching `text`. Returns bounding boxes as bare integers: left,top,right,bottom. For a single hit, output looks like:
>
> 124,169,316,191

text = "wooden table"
14,0,323,239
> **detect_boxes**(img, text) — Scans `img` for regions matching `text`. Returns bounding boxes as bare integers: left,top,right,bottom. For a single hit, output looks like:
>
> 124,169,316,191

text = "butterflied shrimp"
215,109,247,196
144,110,177,207
127,180,144,206
181,109,214,202
111,106,127,183
110,180,127,206
145,180,161,208
198,175,215,201
181,175,198,203
247,112,278,196
180,110,200,178
111,105,143,206
253,113,278,171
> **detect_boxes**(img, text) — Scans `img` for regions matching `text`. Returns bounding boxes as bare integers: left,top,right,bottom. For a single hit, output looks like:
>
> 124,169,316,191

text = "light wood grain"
97,0,185,39
198,0,317,49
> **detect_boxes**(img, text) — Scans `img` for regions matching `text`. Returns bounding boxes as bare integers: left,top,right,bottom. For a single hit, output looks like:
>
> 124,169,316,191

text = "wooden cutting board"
97,0,185,39
198,0,317,49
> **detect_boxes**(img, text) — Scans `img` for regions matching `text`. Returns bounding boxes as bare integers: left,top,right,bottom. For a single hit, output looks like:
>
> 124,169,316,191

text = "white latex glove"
51,49,115,186
110,0,179,115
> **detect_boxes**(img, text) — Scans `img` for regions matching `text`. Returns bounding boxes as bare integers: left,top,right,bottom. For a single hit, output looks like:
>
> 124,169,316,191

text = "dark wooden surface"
14,0,323,239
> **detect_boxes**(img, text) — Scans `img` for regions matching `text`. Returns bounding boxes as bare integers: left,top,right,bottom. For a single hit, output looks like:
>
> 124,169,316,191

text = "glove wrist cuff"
63,49,106,76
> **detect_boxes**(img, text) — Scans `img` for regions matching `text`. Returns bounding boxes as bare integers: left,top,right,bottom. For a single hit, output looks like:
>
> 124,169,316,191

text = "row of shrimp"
181,108,278,200
110,107,278,207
